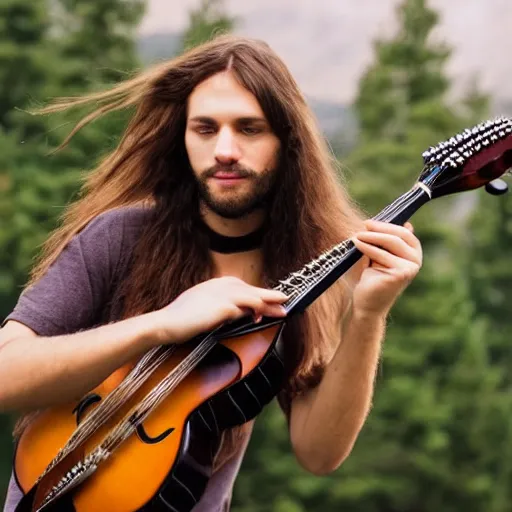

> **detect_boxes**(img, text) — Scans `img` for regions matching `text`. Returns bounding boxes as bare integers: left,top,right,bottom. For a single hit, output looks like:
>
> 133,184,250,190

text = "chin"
209,200,260,220
212,205,253,219
202,189,269,219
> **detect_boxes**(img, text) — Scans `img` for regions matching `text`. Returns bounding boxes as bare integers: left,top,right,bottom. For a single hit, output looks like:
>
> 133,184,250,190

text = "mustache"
202,163,256,179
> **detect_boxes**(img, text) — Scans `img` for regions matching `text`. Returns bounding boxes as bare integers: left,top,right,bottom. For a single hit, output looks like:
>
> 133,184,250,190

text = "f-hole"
136,424,175,444
73,394,102,425
72,393,175,444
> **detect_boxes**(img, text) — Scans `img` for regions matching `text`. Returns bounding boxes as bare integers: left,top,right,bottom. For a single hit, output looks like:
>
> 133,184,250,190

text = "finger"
245,304,287,323
261,302,288,318
225,304,249,321
250,287,289,303
254,314,263,323
364,220,420,250
228,303,285,323
234,293,267,316
226,280,288,303
360,254,371,269
354,231,421,265
352,237,417,271
233,291,287,319
404,222,414,233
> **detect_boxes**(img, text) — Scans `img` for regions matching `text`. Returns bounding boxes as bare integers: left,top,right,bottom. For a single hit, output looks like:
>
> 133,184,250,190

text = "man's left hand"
351,219,423,317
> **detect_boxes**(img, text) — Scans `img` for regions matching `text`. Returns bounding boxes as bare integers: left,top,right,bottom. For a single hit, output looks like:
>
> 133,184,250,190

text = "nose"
214,127,241,165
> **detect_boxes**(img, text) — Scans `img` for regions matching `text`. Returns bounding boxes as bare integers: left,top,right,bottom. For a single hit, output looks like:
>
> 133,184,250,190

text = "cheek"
263,139,281,170
185,132,209,171
247,138,281,171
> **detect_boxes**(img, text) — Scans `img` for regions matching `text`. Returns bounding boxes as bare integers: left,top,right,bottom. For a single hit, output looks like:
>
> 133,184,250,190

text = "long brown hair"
20,35,365,463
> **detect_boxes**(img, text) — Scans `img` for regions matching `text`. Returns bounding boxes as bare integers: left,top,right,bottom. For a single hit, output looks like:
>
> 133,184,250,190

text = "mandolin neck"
219,183,431,338
282,184,431,316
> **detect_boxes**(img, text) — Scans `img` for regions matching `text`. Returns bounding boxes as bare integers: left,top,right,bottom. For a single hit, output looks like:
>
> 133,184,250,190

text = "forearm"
293,308,386,474
0,313,159,412
0,277,289,413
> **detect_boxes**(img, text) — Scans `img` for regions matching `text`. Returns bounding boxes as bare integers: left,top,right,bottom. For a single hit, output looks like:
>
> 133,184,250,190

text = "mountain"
137,33,355,139
137,33,182,64
139,0,512,110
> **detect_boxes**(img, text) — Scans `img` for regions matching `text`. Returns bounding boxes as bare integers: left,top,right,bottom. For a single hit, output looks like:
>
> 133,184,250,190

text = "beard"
194,163,278,219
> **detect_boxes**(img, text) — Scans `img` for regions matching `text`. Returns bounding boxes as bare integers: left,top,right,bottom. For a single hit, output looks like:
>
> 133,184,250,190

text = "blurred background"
2,0,512,510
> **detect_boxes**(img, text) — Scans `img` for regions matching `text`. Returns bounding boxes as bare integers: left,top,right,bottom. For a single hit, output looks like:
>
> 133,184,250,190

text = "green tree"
233,1,502,511
0,0,60,319
1,0,144,317
181,0,235,51
0,3,56,502
335,0,506,510
461,186,512,512
0,0,144,501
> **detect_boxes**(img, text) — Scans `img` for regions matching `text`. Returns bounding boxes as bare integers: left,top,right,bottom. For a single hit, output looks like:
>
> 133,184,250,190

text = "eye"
241,126,262,136
195,125,216,135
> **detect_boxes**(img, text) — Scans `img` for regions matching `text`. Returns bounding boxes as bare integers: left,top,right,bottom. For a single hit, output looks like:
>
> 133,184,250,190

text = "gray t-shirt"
2,206,253,512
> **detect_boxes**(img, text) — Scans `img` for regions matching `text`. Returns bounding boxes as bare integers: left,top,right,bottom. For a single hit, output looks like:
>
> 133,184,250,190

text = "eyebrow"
188,116,268,124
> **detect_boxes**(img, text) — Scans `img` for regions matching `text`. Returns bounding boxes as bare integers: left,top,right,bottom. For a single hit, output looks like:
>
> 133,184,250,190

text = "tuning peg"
485,178,509,195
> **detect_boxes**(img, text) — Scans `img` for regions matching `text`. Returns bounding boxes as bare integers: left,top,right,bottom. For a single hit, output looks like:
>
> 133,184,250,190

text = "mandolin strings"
36,344,174,480
38,333,221,509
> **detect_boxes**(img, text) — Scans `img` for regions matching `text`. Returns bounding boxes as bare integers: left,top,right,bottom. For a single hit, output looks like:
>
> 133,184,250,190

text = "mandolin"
14,117,512,512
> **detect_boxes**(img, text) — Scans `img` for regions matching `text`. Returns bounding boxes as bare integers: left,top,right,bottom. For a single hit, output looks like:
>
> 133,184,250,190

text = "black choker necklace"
201,222,265,253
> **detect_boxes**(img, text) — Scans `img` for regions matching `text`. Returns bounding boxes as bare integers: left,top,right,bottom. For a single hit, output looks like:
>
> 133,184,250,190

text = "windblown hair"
19,35,366,464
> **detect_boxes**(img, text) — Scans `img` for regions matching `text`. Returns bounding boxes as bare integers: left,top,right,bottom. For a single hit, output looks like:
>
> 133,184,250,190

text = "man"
0,35,422,511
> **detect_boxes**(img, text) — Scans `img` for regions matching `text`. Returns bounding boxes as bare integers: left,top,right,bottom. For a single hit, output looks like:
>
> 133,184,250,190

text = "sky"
137,0,511,105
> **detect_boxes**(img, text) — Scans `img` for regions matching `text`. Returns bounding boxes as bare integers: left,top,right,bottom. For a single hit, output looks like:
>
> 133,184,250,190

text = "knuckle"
393,267,411,282
224,304,240,317
218,276,236,284
254,297,265,309
403,270,413,281
404,264,419,280
227,276,244,287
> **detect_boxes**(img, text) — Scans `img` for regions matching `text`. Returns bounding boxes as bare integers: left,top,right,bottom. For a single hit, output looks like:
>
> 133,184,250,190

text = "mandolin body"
14,323,286,512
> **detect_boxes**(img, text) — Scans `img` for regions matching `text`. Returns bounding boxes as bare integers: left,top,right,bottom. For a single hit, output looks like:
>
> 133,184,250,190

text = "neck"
200,206,266,285
200,205,266,237
211,250,265,286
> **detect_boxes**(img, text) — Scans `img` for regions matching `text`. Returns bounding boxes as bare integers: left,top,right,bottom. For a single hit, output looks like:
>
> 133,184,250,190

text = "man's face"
185,71,281,219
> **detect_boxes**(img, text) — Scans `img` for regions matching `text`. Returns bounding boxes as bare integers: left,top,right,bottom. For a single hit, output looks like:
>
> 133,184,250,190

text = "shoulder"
74,205,155,288
80,205,154,239
74,205,155,261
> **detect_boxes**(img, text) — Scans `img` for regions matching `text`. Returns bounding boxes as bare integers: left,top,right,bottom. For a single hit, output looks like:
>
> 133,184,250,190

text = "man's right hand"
0,278,287,411
147,276,289,345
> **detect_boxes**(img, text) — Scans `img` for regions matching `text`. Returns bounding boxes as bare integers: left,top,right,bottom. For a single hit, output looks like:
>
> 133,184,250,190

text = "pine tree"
0,4,55,503
0,0,61,317
0,0,144,319
181,0,235,51
338,0,506,510
0,2,143,497
460,175,512,511
234,1,504,511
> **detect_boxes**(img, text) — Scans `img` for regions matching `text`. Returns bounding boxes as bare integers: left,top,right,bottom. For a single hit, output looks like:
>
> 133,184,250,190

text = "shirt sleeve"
2,210,124,337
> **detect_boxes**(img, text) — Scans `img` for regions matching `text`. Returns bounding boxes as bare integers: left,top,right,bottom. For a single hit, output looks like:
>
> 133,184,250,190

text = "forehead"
187,71,266,120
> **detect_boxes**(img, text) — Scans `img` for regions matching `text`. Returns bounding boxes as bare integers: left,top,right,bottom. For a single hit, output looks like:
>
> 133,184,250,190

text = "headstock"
419,117,512,198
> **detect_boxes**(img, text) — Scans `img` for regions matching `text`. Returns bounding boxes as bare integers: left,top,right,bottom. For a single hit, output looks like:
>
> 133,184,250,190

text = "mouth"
211,172,248,185
213,172,246,179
